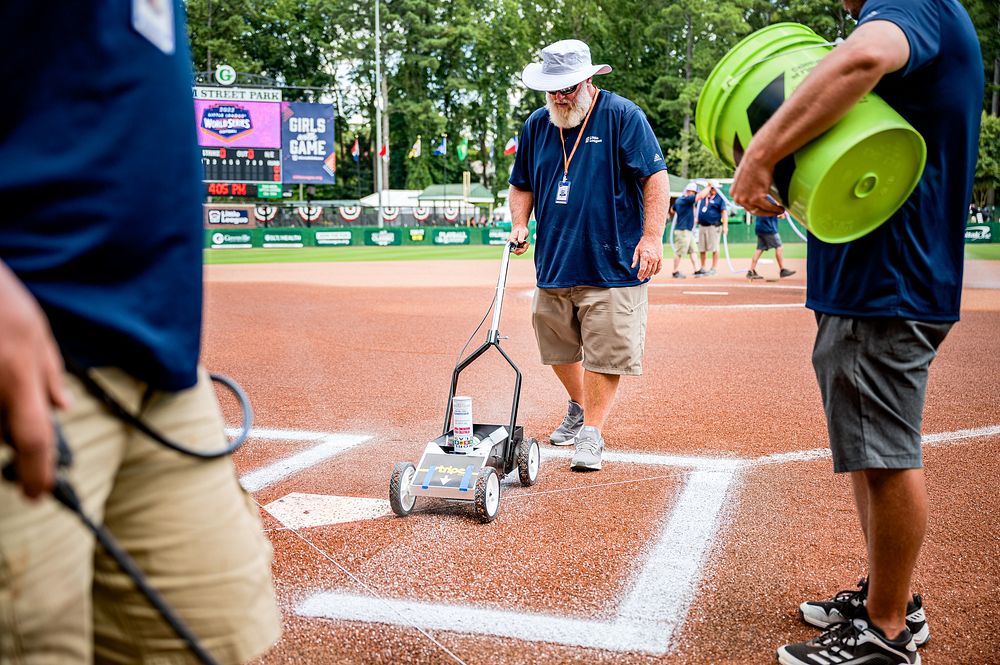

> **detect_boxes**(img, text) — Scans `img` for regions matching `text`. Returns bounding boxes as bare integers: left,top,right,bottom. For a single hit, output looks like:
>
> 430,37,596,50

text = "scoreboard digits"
201,147,281,183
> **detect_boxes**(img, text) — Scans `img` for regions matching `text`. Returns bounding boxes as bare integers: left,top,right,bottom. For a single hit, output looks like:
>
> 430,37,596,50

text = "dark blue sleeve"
620,108,667,179
676,194,695,205
858,0,940,76
508,119,533,190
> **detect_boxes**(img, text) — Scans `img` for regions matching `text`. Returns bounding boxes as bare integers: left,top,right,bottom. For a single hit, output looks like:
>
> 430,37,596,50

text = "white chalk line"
751,424,1000,466
240,423,999,656
649,302,804,310
296,466,739,655
233,428,371,492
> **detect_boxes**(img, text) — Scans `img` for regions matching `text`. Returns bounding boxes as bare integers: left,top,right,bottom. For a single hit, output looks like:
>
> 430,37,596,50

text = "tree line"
185,0,999,205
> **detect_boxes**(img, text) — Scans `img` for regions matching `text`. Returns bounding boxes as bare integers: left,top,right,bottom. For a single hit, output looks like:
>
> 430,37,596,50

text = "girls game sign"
281,102,337,184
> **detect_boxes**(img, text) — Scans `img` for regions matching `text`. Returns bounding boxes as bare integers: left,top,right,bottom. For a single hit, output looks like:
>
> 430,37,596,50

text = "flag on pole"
503,136,517,155
433,136,447,156
456,137,468,161
379,143,389,162
408,136,421,159
351,137,360,162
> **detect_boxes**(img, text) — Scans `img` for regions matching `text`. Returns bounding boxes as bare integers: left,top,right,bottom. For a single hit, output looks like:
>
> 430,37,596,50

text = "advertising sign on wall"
209,231,253,249
433,229,470,245
281,102,337,184
195,99,281,148
204,204,256,228
364,229,402,246
315,230,354,246
261,232,305,248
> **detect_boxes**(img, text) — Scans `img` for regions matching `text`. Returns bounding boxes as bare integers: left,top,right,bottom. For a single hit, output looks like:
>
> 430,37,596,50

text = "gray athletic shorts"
757,233,782,250
812,313,952,473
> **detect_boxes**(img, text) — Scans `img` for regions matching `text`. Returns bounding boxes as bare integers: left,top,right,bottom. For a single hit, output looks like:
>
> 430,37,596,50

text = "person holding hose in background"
0,2,281,662
731,0,982,662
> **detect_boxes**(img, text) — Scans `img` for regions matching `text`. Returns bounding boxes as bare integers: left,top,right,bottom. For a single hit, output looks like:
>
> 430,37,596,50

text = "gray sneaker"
571,426,604,471
549,400,584,446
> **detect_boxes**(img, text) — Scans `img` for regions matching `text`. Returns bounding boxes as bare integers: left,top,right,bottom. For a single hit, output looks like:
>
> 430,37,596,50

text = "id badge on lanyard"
555,178,571,205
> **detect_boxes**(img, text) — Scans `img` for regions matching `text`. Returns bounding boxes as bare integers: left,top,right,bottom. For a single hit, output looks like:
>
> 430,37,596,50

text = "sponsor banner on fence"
262,232,305,248
204,204,256,228
210,230,253,249
281,102,336,184
433,229,470,245
315,230,353,246
483,228,509,245
409,228,426,242
195,99,281,148
364,229,402,246
965,223,997,243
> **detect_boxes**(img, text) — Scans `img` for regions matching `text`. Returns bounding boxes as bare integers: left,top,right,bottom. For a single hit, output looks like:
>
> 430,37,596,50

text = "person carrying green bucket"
707,1,983,665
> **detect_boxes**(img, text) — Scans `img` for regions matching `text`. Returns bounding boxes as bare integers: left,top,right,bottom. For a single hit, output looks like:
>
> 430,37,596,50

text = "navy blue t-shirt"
674,194,696,232
806,0,983,321
696,195,726,226
0,1,204,390
509,91,667,288
755,215,780,236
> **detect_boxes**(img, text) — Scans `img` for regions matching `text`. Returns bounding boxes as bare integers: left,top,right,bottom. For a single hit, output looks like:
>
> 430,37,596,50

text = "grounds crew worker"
508,39,670,471
731,0,982,663
0,2,281,662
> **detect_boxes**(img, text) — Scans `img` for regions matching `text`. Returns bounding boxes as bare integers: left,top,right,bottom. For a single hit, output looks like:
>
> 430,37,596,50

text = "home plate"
264,493,391,529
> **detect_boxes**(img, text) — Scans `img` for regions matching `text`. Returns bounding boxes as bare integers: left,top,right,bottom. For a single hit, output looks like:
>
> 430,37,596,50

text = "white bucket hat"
521,39,612,91
684,181,699,192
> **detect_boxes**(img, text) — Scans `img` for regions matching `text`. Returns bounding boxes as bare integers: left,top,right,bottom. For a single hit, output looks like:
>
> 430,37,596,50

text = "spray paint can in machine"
451,396,474,454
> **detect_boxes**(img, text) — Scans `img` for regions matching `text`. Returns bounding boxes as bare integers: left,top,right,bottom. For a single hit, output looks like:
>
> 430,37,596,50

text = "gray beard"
546,87,593,129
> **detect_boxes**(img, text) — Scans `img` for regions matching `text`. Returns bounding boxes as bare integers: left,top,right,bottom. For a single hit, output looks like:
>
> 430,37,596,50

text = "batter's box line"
296,466,739,656
288,423,1000,656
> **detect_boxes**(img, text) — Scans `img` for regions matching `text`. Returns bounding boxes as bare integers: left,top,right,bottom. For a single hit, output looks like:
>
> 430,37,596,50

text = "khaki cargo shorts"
698,224,722,252
673,229,697,257
532,284,648,375
0,367,281,664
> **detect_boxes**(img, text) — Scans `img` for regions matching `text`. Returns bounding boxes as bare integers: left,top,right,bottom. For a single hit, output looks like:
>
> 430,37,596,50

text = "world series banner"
281,102,336,184
195,99,281,148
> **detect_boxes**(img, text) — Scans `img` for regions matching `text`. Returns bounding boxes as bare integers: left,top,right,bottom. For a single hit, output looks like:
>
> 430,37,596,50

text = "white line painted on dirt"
649,303,804,310
264,423,997,654
616,468,738,652
541,447,743,472
226,426,348,441
239,433,371,492
750,424,1000,466
682,290,729,295
299,592,667,653
265,493,391,529
295,466,739,655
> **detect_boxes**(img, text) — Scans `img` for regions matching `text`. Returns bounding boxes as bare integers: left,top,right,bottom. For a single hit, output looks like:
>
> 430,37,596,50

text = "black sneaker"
747,269,764,280
800,578,930,647
672,271,686,279
778,612,920,665
780,268,797,278
693,268,706,276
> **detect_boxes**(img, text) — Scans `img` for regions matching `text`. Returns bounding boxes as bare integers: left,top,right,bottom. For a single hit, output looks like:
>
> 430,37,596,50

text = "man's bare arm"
731,20,911,215
508,185,535,255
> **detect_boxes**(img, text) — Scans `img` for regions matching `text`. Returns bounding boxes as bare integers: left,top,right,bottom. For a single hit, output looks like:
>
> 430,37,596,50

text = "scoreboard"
201,147,281,183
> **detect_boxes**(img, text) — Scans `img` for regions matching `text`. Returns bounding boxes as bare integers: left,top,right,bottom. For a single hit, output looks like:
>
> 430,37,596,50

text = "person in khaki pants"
0,1,280,662
508,39,671,471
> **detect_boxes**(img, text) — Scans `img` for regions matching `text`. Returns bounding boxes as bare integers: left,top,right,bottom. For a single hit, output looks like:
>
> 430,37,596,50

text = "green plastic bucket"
696,23,926,243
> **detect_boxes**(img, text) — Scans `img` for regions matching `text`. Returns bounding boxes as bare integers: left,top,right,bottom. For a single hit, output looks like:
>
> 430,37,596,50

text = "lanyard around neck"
558,88,600,179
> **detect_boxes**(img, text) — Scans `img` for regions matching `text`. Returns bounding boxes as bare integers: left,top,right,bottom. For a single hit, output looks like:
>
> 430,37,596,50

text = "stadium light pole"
374,0,384,228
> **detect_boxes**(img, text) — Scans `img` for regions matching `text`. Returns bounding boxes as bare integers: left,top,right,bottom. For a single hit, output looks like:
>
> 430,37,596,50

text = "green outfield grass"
203,242,808,265
964,244,1000,260
203,241,998,265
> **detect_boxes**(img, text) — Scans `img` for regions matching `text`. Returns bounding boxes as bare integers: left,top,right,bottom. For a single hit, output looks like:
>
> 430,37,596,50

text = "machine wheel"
474,466,501,523
516,437,541,486
389,461,417,517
